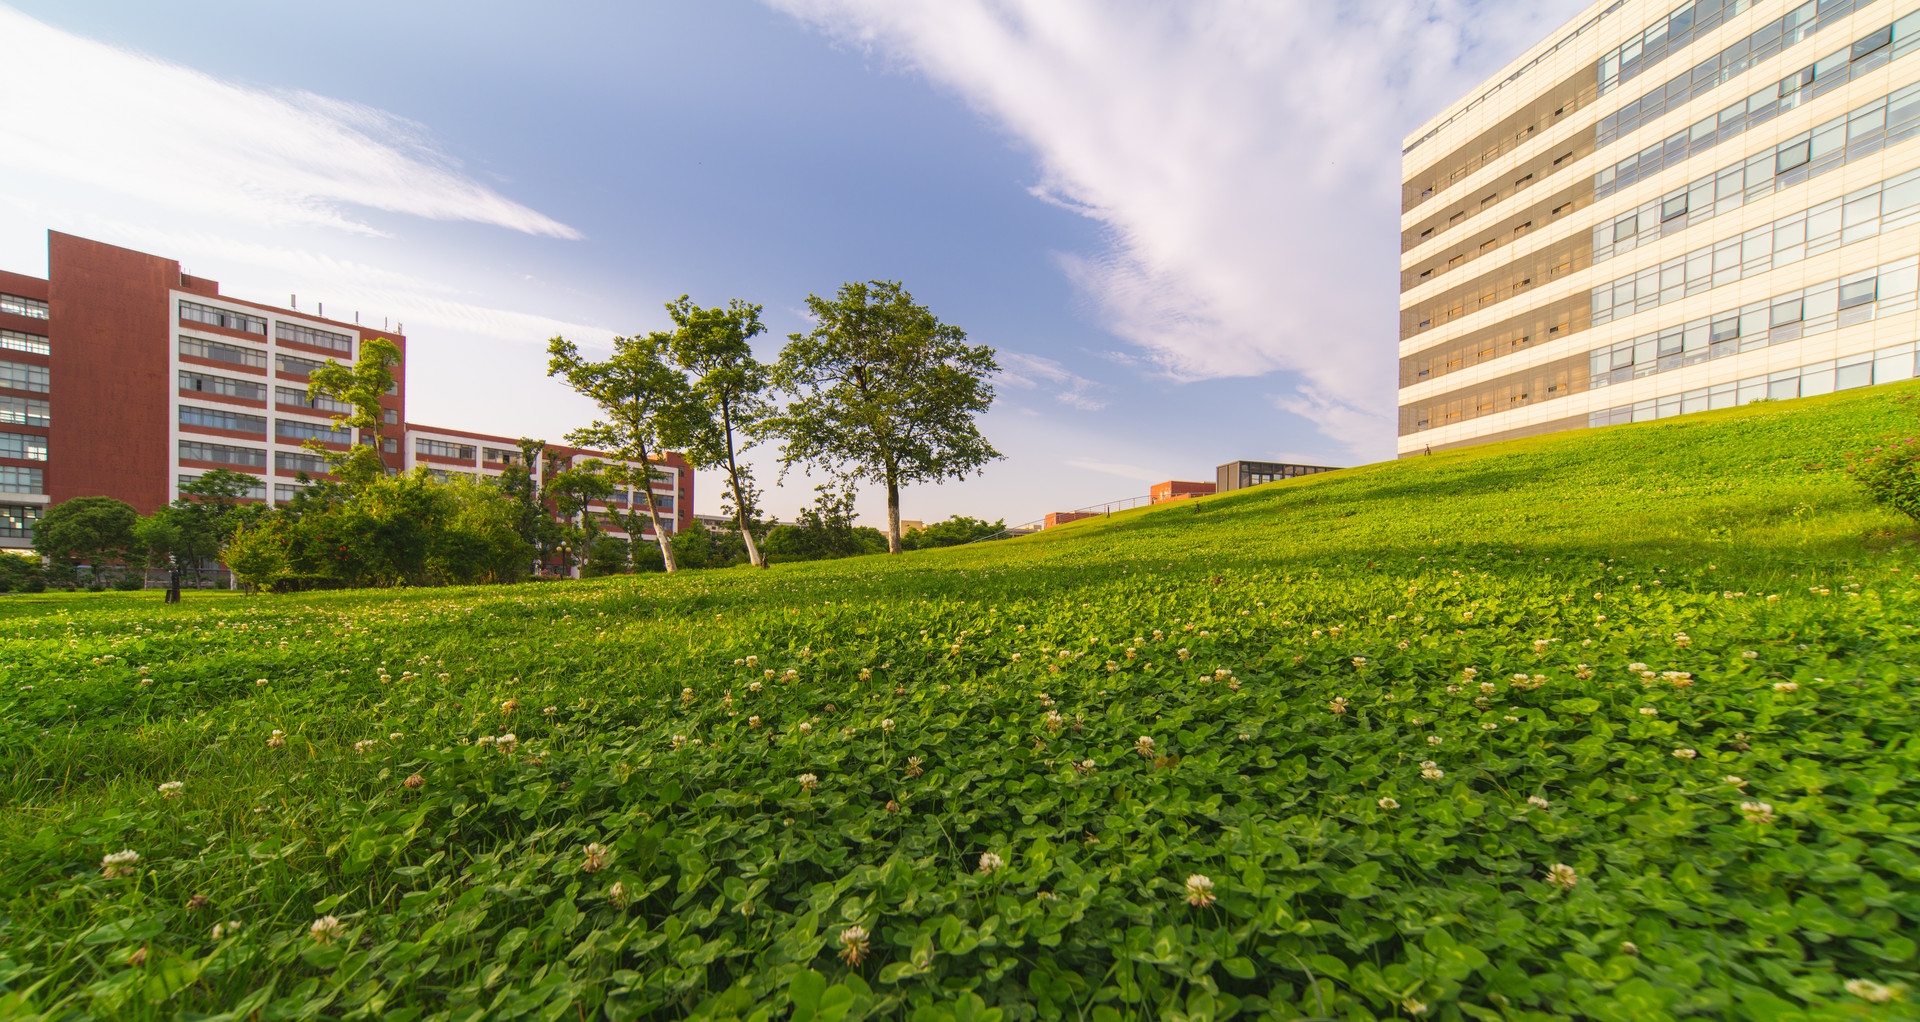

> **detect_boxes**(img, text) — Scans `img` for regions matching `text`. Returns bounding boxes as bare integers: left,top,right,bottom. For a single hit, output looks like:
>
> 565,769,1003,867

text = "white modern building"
1400,0,1920,454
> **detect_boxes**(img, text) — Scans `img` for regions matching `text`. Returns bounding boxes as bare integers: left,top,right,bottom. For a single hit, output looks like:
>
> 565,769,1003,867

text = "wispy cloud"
767,0,1586,455
1064,458,1162,483
0,4,580,240
995,351,1108,411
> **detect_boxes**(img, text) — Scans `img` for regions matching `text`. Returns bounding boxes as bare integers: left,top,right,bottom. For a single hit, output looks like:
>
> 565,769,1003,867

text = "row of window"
1596,10,1920,200
177,405,357,443
0,431,47,461
180,300,267,335
1589,341,1920,426
1591,169,1920,325
181,370,266,402
0,294,49,320
275,483,310,502
181,335,266,369
1589,256,1918,387
482,446,523,466
0,361,49,394
1599,0,1762,95
275,321,353,354
276,386,354,414
0,466,42,493
178,473,266,500
1594,82,1920,264
0,395,48,429
1403,0,1625,160
0,503,40,538
1600,0,1870,142
416,438,476,460
180,440,266,468
1,329,48,356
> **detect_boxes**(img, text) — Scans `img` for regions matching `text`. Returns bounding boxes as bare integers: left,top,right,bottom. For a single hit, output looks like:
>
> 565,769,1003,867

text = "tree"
305,337,401,489
33,496,140,569
139,469,265,592
496,438,549,550
543,458,613,566
547,334,691,572
663,296,773,568
903,514,1007,549
765,280,1001,554
586,536,630,576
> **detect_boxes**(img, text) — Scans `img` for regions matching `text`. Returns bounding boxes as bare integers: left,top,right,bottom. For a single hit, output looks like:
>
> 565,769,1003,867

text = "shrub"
1847,433,1920,521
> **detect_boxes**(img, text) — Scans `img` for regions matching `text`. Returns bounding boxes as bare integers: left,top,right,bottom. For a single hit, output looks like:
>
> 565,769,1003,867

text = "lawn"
2,383,1919,1021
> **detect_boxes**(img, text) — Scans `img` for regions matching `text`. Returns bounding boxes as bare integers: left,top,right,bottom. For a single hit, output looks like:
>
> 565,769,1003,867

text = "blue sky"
0,0,1589,527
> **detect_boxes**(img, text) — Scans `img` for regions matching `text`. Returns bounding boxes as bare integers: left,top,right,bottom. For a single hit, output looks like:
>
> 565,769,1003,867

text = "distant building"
1215,461,1338,493
1150,480,1215,504
1044,511,1099,529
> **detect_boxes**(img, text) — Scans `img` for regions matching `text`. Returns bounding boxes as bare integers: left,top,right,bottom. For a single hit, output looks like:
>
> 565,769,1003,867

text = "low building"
1044,511,1099,528
1215,460,1338,493
1150,480,1215,503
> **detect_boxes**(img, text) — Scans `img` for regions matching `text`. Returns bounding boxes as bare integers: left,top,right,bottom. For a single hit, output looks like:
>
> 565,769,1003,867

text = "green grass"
3,383,1920,1022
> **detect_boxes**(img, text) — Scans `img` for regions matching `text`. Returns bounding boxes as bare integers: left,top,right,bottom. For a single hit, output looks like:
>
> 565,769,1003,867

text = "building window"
274,386,353,414
382,438,398,454
0,361,50,394
180,473,265,500
0,395,49,428
274,353,324,378
0,465,44,493
180,405,266,434
179,300,267,335
275,321,354,354
0,503,41,537
415,438,476,460
274,450,330,474
181,335,267,369
180,440,267,468
273,482,314,502
482,447,524,467
384,408,398,424
0,329,49,355
276,419,353,445
426,468,476,484
180,370,267,402
0,431,48,461
0,294,49,319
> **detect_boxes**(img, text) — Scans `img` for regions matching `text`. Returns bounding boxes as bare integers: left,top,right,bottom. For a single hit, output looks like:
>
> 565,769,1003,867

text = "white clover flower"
838,924,870,965
1773,681,1798,692
255,678,268,687
1352,657,1367,667
267,730,286,748
609,881,629,907
497,733,518,753
1724,775,1746,789
1044,711,1064,733
1427,735,1443,746
582,843,612,872
1420,761,1444,780
211,920,242,939
670,734,687,750
978,852,1004,874
797,722,812,735
1328,697,1349,715
1377,797,1400,810
881,718,895,733
500,699,519,714
1135,735,1156,757
1184,874,1216,907
1480,722,1497,731
1481,682,1497,695
745,655,758,667
101,849,140,877
1545,863,1578,890
1673,748,1697,759
1742,651,1758,659
859,668,872,681
733,658,744,666
1620,941,1639,956
1844,979,1893,1003
749,681,762,692
310,915,345,944
763,669,775,681
748,715,761,728
1176,648,1190,662
1074,759,1096,775
158,781,184,799
1462,667,1478,679
1403,1000,1429,1016
905,756,924,778
1740,801,1776,823
1638,707,1658,716
797,773,820,792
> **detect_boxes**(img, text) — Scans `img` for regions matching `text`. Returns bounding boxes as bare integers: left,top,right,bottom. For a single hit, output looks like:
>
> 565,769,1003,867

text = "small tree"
765,280,1002,554
33,496,140,570
306,337,401,489
663,296,773,568
222,523,289,592
496,438,549,552
547,334,691,572
140,469,265,591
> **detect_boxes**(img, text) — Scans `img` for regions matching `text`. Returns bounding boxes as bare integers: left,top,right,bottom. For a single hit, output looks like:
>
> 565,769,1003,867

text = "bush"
113,573,146,592
20,577,45,593
1847,432,1920,521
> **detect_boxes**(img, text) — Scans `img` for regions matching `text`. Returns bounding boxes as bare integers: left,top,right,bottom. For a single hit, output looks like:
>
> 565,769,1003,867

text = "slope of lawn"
2,383,1919,1021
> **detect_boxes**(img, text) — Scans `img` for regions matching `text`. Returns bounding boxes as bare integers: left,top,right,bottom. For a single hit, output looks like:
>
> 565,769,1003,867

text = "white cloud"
767,0,1587,456
995,351,1108,411
1063,458,1162,483
0,4,579,240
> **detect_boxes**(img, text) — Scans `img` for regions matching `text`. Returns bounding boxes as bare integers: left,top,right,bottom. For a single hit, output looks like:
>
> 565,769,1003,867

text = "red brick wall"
48,233,174,513
1045,511,1099,529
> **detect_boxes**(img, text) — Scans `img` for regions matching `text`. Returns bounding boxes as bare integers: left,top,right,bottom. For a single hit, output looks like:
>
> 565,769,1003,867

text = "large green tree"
662,296,773,568
305,336,401,489
766,280,1002,554
139,469,266,590
547,334,691,572
32,496,140,568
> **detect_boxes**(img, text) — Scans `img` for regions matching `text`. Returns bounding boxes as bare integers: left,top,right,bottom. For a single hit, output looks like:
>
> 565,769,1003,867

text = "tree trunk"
886,463,902,555
721,409,764,569
637,457,677,573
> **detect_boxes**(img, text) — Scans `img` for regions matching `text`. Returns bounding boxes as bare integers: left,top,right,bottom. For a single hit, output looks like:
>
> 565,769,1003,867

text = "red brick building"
0,231,691,551
1149,480,1215,504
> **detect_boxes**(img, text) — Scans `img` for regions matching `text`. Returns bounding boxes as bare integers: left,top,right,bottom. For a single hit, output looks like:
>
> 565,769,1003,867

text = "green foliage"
548,333,691,572
1846,396,1920,522
585,536,631,577
304,337,402,489
663,295,773,568
765,485,888,563
766,281,1001,554
32,495,140,566
139,469,267,584
903,515,1006,550
3,384,1920,1019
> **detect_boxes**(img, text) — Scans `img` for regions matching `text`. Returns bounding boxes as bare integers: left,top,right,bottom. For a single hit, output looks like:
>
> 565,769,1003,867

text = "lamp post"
557,542,573,579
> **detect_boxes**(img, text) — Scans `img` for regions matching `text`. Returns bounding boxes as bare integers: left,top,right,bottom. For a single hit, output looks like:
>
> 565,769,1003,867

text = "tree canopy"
305,337,401,489
32,496,140,567
765,280,1001,554
663,296,772,569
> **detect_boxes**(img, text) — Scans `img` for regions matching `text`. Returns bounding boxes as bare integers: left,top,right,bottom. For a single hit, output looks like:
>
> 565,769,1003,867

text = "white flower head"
101,849,140,878
310,915,345,944
1184,874,1216,907
1545,863,1578,890
158,781,184,799
1378,796,1400,809
798,773,819,792
977,851,1004,875
1844,979,1894,1003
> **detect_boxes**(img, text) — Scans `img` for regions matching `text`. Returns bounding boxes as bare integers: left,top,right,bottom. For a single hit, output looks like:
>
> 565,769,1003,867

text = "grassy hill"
2,383,1918,1021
